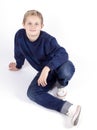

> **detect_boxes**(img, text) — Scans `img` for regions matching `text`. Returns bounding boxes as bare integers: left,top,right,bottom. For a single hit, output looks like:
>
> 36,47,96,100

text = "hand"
38,66,50,87
9,62,19,71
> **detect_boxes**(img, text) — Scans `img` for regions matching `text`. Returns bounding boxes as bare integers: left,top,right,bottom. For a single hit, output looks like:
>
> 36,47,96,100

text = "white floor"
0,0,97,130
1,38,97,130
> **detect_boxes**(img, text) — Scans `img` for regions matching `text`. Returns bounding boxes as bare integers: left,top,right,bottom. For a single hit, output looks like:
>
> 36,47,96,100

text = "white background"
0,0,97,129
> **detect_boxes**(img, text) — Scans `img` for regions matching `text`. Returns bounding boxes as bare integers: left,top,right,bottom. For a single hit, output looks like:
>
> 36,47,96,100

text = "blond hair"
23,10,43,24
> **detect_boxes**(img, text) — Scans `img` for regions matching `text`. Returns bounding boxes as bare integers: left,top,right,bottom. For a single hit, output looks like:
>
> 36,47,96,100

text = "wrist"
44,66,50,72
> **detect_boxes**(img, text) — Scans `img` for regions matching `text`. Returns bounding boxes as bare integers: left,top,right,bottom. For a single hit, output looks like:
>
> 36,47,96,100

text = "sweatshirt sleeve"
14,31,25,69
45,38,69,70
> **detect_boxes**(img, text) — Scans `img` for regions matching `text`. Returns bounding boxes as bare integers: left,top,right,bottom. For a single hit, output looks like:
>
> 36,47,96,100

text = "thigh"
28,71,57,93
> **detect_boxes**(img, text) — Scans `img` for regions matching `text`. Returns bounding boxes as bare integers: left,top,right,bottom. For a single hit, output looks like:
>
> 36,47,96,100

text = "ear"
41,24,44,29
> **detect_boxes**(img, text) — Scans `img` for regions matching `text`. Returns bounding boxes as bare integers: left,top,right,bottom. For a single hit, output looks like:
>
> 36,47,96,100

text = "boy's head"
23,10,43,25
22,10,44,41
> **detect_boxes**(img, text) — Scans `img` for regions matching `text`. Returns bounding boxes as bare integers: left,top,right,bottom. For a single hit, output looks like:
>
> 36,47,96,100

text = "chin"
29,32,37,36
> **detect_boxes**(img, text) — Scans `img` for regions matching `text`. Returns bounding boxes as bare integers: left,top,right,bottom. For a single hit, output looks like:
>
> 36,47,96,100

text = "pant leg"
27,71,68,112
56,60,75,88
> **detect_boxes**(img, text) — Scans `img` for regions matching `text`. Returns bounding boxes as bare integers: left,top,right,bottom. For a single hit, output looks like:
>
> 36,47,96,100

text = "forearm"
43,66,50,73
47,47,68,70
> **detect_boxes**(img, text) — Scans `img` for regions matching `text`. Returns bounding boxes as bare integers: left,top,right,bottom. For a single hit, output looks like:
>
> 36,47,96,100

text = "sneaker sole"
72,105,81,126
56,92,67,99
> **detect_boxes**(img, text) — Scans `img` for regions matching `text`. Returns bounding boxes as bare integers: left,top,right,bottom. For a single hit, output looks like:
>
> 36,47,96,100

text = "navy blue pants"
27,61,75,112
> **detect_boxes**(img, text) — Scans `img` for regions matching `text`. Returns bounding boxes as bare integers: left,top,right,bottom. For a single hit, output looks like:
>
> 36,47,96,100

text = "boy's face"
23,15,43,37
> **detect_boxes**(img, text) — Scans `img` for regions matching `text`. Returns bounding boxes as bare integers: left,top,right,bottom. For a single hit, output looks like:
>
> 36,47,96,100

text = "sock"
60,101,73,114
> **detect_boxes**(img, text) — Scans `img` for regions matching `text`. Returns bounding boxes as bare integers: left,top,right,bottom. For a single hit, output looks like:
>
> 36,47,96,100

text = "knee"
27,86,36,101
58,61,75,80
65,61,75,80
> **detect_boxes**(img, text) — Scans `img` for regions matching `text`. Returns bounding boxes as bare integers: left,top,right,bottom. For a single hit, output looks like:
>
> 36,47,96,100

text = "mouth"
29,30,36,32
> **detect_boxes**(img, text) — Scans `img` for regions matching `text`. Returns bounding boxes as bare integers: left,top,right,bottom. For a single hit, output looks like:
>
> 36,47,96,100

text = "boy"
9,10,81,126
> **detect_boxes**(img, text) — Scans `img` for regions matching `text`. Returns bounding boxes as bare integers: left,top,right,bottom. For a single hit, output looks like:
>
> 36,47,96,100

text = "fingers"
9,62,15,68
8,62,19,71
38,79,47,87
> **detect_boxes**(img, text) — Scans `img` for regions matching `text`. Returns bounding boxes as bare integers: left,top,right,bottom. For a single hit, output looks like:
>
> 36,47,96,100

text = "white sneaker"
66,105,81,126
56,87,67,99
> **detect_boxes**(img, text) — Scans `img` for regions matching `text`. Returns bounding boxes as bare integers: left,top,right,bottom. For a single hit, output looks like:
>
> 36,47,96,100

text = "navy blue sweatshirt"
14,29,69,71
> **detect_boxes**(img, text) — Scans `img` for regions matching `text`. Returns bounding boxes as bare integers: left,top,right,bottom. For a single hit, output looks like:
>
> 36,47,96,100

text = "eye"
28,22,32,25
35,23,39,26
